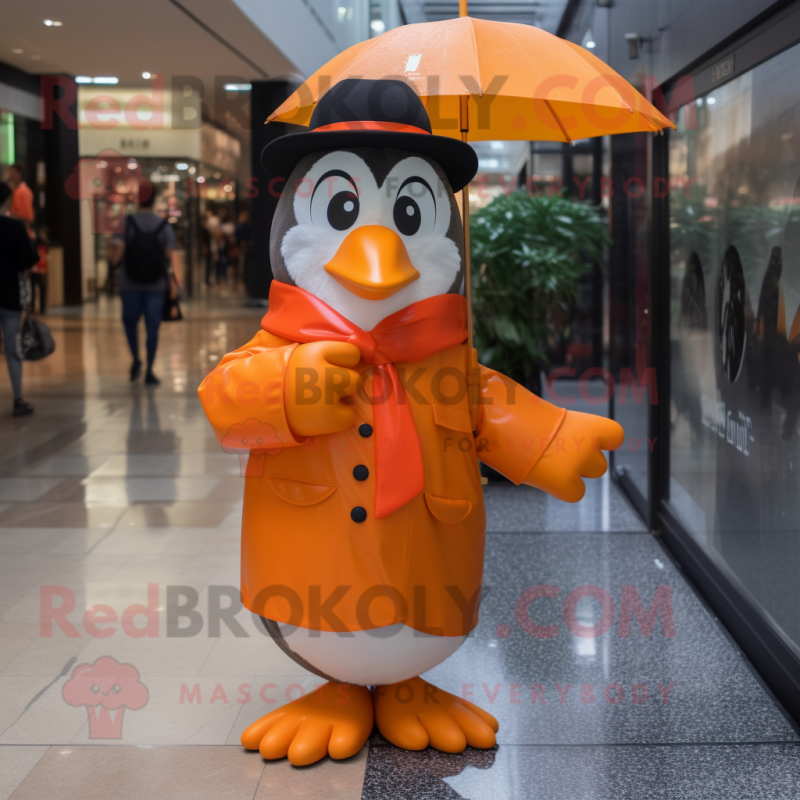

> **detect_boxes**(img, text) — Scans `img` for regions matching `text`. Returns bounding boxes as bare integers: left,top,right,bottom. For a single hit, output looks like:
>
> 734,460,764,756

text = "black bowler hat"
261,79,478,191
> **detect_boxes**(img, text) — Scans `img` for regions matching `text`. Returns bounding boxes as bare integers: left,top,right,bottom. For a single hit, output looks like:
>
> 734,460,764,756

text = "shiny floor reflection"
0,298,797,799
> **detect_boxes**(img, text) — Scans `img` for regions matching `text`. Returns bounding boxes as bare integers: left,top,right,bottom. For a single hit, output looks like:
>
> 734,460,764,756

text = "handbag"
15,314,55,361
162,274,183,322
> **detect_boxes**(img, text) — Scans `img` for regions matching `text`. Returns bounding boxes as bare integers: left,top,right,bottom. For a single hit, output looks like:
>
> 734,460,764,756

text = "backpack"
124,216,169,283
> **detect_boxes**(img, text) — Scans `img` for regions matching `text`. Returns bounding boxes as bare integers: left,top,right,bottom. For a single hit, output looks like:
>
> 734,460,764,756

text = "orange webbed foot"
241,682,373,766
374,676,498,753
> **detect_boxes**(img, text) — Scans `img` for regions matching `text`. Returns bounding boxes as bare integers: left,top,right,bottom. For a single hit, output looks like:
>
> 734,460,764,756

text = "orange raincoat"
199,328,565,638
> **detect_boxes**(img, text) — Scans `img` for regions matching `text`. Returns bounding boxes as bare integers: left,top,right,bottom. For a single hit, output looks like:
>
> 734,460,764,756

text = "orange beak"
324,225,420,301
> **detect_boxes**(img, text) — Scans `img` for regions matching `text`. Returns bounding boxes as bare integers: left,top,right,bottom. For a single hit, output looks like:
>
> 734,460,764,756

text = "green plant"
470,191,610,388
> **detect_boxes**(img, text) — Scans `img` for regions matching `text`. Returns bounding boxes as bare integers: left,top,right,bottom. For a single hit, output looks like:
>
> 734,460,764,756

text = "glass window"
669,42,800,658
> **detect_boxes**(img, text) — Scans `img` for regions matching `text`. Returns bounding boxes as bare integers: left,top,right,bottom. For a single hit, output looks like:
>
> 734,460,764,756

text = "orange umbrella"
267,3,674,424
269,15,673,141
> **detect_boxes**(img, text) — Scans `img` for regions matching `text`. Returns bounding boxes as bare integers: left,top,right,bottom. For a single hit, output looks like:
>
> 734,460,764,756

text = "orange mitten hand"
284,341,361,438
524,411,624,502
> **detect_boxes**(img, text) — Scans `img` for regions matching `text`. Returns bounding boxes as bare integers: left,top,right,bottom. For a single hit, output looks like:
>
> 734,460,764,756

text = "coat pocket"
424,493,472,524
432,401,473,433
268,476,336,506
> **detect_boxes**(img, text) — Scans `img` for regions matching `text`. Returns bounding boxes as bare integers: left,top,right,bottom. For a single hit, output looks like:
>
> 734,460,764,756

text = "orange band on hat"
312,120,431,135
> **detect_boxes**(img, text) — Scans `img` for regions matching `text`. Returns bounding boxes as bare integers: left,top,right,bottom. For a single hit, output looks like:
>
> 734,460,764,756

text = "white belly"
277,622,467,685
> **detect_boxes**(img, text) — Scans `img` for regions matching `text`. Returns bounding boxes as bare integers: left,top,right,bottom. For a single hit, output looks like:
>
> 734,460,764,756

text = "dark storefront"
564,0,800,723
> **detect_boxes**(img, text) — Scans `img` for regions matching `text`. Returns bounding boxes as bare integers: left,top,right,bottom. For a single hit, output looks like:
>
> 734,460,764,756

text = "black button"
353,465,369,481
359,424,373,438
351,506,367,523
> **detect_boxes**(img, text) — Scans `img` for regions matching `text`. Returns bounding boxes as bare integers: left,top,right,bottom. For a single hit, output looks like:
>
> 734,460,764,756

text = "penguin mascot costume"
199,79,623,766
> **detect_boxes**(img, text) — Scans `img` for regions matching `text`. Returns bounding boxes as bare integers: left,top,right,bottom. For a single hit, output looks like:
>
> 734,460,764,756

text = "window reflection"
669,42,800,658
717,246,747,383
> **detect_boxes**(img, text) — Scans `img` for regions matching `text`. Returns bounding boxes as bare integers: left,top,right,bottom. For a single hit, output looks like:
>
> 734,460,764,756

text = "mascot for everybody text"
199,79,623,766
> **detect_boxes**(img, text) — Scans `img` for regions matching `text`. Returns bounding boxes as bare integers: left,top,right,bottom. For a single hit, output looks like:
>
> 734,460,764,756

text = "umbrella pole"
462,146,473,351
460,91,480,430
458,0,480,430
460,0,472,350
460,0,472,344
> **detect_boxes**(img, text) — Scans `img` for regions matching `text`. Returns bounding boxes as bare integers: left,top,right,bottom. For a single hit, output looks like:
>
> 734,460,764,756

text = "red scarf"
262,282,468,518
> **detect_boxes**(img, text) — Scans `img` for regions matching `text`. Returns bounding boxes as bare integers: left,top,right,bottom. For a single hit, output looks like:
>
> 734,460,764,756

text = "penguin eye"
394,196,421,236
393,177,436,238
310,170,360,232
327,191,360,231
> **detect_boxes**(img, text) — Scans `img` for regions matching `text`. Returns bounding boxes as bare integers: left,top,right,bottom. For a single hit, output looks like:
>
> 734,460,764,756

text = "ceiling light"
706,96,716,105
75,76,91,83
370,19,385,34
44,19,63,26
196,176,206,183
12,48,23,54
142,71,151,79
175,163,189,170
625,32,640,59
586,40,596,49
188,166,196,174
223,83,251,91
337,6,347,21
223,184,233,192
93,76,118,84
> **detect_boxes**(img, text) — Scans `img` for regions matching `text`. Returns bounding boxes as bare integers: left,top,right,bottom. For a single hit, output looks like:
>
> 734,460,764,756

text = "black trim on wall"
649,132,671,522
660,505,800,723
608,132,652,524
42,75,81,305
0,60,40,96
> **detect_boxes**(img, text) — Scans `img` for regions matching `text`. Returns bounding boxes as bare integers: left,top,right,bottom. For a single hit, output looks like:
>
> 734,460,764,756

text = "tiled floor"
0,296,798,799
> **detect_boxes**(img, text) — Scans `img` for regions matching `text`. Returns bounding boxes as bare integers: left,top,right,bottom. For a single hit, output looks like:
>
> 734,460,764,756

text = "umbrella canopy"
268,16,674,142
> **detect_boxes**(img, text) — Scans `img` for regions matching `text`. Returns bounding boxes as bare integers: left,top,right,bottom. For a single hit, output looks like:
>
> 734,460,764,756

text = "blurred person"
0,181,37,416
31,235,48,313
200,209,212,286
235,208,254,291
215,208,233,284
226,214,240,284
109,187,175,385
6,164,34,227
203,206,220,285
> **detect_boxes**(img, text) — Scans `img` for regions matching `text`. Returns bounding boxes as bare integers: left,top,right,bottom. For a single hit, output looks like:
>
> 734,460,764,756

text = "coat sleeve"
475,365,567,484
197,329,305,450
